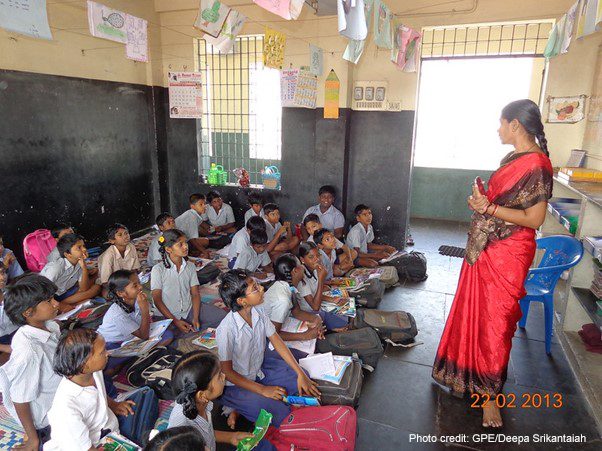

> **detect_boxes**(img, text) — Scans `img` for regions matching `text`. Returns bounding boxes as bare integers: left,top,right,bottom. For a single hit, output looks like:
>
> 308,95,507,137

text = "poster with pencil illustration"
203,10,246,54
194,0,231,38
87,1,127,43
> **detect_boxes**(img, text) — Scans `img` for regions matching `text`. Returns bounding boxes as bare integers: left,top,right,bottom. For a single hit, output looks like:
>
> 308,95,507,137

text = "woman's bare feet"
227,410,239,430
482,404,503,428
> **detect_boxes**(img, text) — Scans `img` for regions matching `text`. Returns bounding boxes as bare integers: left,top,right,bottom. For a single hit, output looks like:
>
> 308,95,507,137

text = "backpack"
126,347,183,399
316,327,384,369
207,234,231,249
117,386,159,445
348,279,385,308
61,301,112,331
353,310,418,345
23,229,55,272
389,251,428,282
265,406,357,451
197,263,221,285
315,357,363,408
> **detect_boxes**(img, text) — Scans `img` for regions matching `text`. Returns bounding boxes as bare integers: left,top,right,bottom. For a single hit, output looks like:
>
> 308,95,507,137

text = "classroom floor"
354,218,602,450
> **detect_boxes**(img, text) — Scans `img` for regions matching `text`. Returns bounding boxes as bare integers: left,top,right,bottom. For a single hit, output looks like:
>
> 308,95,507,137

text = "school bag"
61,301,112,331
314,357,363,408
265,406,356,451
347,266,399,289
389,251,428,283
353,310,418,346
197,262,221,285
207,234,231,249
348,278,385,308
316,327,384,369
117,386,159,445
22,229,55,272
126,347,183,399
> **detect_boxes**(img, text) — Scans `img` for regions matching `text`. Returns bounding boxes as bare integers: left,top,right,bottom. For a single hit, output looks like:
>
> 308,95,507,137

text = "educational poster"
342,0,373,64
576,0,598,39
391,23,421,72
168,72,203,119
373,0,393,49
324,70,340,119
125,15,148,62
310,44,323,76
547,95,586,123
0,0,52,40
280,69,317,109
338,0,368,41
194,0,231,38
87,1,127,43
203,10,246,54
544,15,566,59
254,0,292,20
562,1,580,53
289,0,305,20
352,81,388,111
263,27,286,69
280,69,299,107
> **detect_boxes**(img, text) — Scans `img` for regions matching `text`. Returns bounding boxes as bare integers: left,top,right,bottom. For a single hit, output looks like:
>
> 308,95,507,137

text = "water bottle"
208,163,218,185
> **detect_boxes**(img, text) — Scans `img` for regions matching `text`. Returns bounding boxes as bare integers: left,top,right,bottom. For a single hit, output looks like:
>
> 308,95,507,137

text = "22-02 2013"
470,393,563,409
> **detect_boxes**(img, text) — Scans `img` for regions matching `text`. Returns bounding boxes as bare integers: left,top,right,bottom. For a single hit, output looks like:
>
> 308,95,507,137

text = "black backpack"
347,279,386,308
353,310,418,345
390,251,428,282
197,262,221,285
316,327,384,369
126,347,183,399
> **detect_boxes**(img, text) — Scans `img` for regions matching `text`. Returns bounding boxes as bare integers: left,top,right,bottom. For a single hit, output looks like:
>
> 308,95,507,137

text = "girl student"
150,229,226,336
297,242,349,332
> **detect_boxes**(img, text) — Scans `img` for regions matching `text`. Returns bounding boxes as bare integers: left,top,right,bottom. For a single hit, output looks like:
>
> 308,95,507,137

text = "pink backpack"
23,229,56,272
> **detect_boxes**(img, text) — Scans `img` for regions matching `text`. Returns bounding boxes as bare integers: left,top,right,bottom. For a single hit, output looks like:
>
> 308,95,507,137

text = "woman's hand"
297,373,321,398
468,184,490,214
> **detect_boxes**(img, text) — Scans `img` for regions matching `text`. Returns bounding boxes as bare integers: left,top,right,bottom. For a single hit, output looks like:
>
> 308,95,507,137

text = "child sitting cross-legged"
227,216,266,270
97,224,141,286
313,228,356,279
233,229,273,279
148,213,176,267
205,191,237,235
244,193,264,225
0,265,17,363
304,214,357,275
346,204,397,268
263,203,299,260
46,223,75,264
175,193,211,258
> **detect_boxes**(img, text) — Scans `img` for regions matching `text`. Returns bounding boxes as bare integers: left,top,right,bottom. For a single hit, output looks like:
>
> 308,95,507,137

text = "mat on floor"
438,245,466,258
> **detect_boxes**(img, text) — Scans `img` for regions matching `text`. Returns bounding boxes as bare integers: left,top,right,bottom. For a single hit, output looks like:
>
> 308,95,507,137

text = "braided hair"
158,229,188,269
501,99,550,157
274,253,300,283
106,269,136,313
172,351,220,420
298,242,318,280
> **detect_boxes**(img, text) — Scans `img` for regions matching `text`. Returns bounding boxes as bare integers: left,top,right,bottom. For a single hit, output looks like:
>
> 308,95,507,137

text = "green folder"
237,409,273,451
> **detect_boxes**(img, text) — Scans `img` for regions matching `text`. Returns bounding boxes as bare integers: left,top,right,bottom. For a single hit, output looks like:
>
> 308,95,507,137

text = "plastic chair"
518,235,583,355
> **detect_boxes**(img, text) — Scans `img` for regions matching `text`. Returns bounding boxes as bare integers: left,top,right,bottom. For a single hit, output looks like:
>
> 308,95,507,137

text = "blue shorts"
55,283,79,301
0,330,16,345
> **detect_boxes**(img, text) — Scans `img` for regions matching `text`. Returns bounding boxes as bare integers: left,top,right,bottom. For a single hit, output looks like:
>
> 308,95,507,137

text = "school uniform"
217,306,298,427
40,258,82,299
46,247,61,264
168,402,217,451
302,205,345,233
0,300,18,344
45,370,119,451
263,281,294,325
307,235,344,249
206,203,235,227
97,303,142,344
147,237,162,266
346,222,374,253
318,249,335,280
264,219,282,242
297,271,348,331
1,248,24,280
175,209,207,240
97,243,141,285
227,228,250,268
244,208,264,225
233,245,271,273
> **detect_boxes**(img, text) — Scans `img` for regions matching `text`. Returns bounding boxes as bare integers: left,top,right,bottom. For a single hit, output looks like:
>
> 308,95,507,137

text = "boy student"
302,185,345,239
244,193,264,224
304,214,357,273
148,213,175,266
347,204,397,268
228,216,266,269
0,234,24,281
40,233,101,309
263,203,300,258
175,193,211,258
205,190,236,235
0,274,62,450
46,223,75,264
313,228,355,278
97,224,141,285
233,230,273,278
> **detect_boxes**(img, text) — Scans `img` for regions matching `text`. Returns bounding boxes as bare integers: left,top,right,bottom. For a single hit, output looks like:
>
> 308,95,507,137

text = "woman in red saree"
432,100,553,428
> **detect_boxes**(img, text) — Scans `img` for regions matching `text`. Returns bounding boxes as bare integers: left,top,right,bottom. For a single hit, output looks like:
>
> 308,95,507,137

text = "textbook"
108,319,172,357
379,250,407,264
101,432,140,450
192,328,218,349
321,297,356,318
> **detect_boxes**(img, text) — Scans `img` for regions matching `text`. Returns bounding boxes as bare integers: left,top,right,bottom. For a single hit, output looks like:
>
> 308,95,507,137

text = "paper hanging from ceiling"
310,45,323,76
342,0,373,64
87,1,127,43
338,0,368,40
194,0,231,38
544,15,566,59
0,0,52,40
373,0,392,49
324,70,340,119
254,0,292,20
125,15,148,62
168,72,203,119
203,10,246,54
391,24,421,72
280,68,317,109
264,27,286,69
597,0,602,29
562,1,580,53
576,0,598,38
289,0,305,19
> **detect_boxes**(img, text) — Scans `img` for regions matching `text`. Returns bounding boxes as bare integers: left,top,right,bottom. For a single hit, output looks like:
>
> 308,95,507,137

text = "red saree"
432,151,553,396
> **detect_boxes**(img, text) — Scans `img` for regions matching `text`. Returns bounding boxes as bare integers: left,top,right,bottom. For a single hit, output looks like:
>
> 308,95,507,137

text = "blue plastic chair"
518,235,583,355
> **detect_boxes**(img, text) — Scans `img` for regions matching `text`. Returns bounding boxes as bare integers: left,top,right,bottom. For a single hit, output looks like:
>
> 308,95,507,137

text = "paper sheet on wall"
310,44,323,76
544,14,566,59
562,1,580,53
168,72,203,119
125,15,148,62
342,0,373,65
391,23,421,72
281,68,299,107
280,68,317,108
0,0,52,40
194,0,231,38
373,0,392,49
264,27,286,69
324,70,340,119
338,0,368,40
87,1,127,43
289,0,305,19
254,0,292,20
576,0,598,39
203,10,246,54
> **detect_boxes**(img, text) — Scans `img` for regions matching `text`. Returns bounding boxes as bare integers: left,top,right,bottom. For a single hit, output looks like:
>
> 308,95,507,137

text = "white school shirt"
46,247,61,263
0,301,18,337
319,249,335,280
308,235,344,249
40,258,82,296
263,281,294,324
233,245,271,272
296,271,319,312
206,203,235,227
346,222,374,254
97,302,142,344
264,219,282,242
150,258,200,319
168,402,216,451
216,306,276,385
228,228,250,261
45,371,119,451
175,209,206,240
147,237,162,266
244,208,264,225
2,321,61,429
303,205,345,232
97,244,141,285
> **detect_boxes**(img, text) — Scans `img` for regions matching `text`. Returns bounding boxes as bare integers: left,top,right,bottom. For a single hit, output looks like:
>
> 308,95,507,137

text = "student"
216,270,320,426
205,191,236,235
40,233,101,309
148,213,176,267
175,193,211,258
233,230,272,278
302,185,345,239
304,214,357,271
144,426,207,451
1,274,62,450
0,233,24,281
0,265,16,363
169,351,258,451
227,216,266,270
297,242,348,332
97,223,141,286
244,193,264,225
313,228,356,278
151,229,226,335
263,203,299,258
346,204,396,268
45,329,136,451
46,223,75,264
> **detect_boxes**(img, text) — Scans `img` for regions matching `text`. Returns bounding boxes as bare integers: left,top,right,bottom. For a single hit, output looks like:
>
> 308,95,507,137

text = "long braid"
536,132,549,157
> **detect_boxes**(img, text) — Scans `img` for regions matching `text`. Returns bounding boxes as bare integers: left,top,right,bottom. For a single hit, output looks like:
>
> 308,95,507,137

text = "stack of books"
558,167,602,183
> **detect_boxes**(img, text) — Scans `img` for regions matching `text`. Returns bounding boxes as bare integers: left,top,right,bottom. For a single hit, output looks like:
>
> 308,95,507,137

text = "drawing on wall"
547,95,586,123
194,0,231,38
87,1,127,43
0,0,52,40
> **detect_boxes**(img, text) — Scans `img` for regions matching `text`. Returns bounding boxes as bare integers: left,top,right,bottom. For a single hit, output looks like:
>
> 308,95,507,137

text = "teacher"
432,99,553,428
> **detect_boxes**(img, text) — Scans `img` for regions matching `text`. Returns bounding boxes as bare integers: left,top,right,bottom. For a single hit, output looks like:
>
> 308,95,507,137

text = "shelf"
572,287,602,328
553,175,602,208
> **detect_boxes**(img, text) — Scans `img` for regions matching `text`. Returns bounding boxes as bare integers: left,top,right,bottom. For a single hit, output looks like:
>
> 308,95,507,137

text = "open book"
268,316,316,355
321,297,356,318
192,328,218,349
299,353,353,386
100,432,140,450
107,319,172,357
379,250,407,264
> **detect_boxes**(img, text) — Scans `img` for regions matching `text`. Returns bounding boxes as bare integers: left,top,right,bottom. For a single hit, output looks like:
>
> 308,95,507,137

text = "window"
196,35,282,187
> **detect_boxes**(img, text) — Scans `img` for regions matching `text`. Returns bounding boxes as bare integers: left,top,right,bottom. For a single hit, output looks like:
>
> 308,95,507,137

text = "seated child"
1,274,62,449
233,230,273,278
45,329,137,450
263,203,299,259
169,350,264,450
151,229,226,336
302,185,345,239
297,242,348,332
244,193,264,225
148,213,176,266
228,217,266,270
0,233,24,281
98,223,141,285
40,233,101,310
216,270,320,426
205,190,236,235
0,265,17,363
145,426,208,451
346,204,397,268
175,193,211,258
46,223,75,264
308,221,357,276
